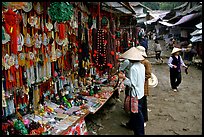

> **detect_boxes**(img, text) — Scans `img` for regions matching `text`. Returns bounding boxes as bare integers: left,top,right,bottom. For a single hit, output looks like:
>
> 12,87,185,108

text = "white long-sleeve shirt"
168,55,187,68
123,62,145,99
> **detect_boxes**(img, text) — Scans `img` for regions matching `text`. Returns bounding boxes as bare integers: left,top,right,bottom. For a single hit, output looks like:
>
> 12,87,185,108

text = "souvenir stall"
2,2,123,135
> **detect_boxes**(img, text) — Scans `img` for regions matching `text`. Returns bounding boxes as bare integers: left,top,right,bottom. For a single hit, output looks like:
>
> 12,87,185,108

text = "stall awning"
173,13,201,26
190,35,202,42
196,22,202,29
190,29,202,36
159,21,173,27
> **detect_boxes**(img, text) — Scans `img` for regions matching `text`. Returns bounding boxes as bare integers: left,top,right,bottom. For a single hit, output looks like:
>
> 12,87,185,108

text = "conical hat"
171,47,182,54
136,46,147,57
120,47,144,61
148,73,158,88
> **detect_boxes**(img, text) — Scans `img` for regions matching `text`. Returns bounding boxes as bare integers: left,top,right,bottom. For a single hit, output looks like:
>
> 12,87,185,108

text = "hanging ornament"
101,16,109,28
22,2,33,12
56,37,64,46
34,33,42,49
58,23,66,40
17,33,24,51
24,33,33,47
46,22,53,31
22,13,27,27
4,54,10,70
48,2,73,40
18,53,26,66
4,9,22,54
48,2,74,23
2,26,10,44
28,16,38,27
34,2,43,15
42,33,49,46
2,2,27,10
56,49,62,58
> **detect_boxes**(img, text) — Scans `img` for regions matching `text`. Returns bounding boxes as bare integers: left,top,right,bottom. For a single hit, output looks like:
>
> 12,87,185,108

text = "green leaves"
48,2,74,23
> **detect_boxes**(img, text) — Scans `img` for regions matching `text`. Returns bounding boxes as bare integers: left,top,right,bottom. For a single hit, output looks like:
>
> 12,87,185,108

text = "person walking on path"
167,47,188,92
140,36,149,55
154,39,163,63
119,47,145,135
137,46,152,127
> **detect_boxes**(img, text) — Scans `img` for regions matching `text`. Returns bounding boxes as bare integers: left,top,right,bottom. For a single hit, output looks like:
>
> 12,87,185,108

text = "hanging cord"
98,2,101,29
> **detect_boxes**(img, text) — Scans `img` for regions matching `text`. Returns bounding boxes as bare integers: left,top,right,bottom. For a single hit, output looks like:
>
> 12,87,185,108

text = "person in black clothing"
167,47,188,92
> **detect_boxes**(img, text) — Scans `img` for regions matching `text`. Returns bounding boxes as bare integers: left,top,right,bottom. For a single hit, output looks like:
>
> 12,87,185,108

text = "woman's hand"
173,65,177,68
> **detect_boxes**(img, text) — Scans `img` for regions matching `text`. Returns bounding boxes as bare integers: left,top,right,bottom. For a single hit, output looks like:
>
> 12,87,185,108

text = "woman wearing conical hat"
119,47,145,135
136,46,152,128
168,47,188,92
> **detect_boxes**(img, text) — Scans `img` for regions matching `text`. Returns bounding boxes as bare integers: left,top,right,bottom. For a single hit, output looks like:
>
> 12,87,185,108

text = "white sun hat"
136,46,147,57
148,73,158,88
171,47,182,54
120,47,144,61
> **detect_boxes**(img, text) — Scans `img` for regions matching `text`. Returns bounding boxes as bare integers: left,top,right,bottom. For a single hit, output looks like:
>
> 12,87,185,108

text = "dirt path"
85,40,202,135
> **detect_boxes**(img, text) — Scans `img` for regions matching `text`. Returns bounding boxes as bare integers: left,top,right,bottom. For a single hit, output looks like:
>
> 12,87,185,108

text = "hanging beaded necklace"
96,29,107,72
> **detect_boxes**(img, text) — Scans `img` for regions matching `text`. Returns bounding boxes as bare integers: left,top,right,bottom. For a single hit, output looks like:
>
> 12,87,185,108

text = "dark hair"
155,39,159,44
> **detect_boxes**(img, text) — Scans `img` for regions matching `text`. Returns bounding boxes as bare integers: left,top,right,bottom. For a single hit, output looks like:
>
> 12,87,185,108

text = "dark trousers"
127,99,145,135
140,96,148,122
155,51,161,60
170,70,181,89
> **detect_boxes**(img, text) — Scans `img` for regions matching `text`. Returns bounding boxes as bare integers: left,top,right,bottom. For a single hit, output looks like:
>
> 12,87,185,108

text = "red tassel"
19,66,23,86
58,23,65,40
52,62,55,76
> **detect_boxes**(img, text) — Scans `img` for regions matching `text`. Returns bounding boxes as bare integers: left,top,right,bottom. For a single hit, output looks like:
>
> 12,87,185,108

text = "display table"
22,86,116,135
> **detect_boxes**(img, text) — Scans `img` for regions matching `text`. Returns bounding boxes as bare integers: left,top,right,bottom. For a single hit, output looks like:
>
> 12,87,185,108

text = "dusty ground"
85,40,202,135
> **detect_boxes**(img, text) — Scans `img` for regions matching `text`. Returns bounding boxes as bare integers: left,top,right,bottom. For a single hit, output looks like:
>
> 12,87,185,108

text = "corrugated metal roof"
173,13,201,26
115,7,132,14
190,35,202,42
196,22,202,29
190,29,202,36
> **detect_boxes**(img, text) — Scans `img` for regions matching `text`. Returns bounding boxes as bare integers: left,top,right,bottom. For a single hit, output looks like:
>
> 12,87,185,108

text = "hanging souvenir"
42,33,49,46
2,26,10,44
24,33,33,47
2,80,7,107
29,52,35,60
11,53,19,69
17,33,24,51
56,49,62,58
54,21,59,32
22,13,27,27
48,2,74,39
48,2,73,23
46,17,53,32
28,16,38,27
22,12,28,36
35,61,40,83
22,2,33,13
63,38,68,47
41,15,45,32
2,2,26,10
34,2,43,15
35,16,41,29
18,53,26,66
4,9,22,54
4,54,11,70
34,33,42,49
51,42,57,62
56,37,64,46
62,46,68,56
46,22,53,31
101,16,109,28
8,55,15,67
